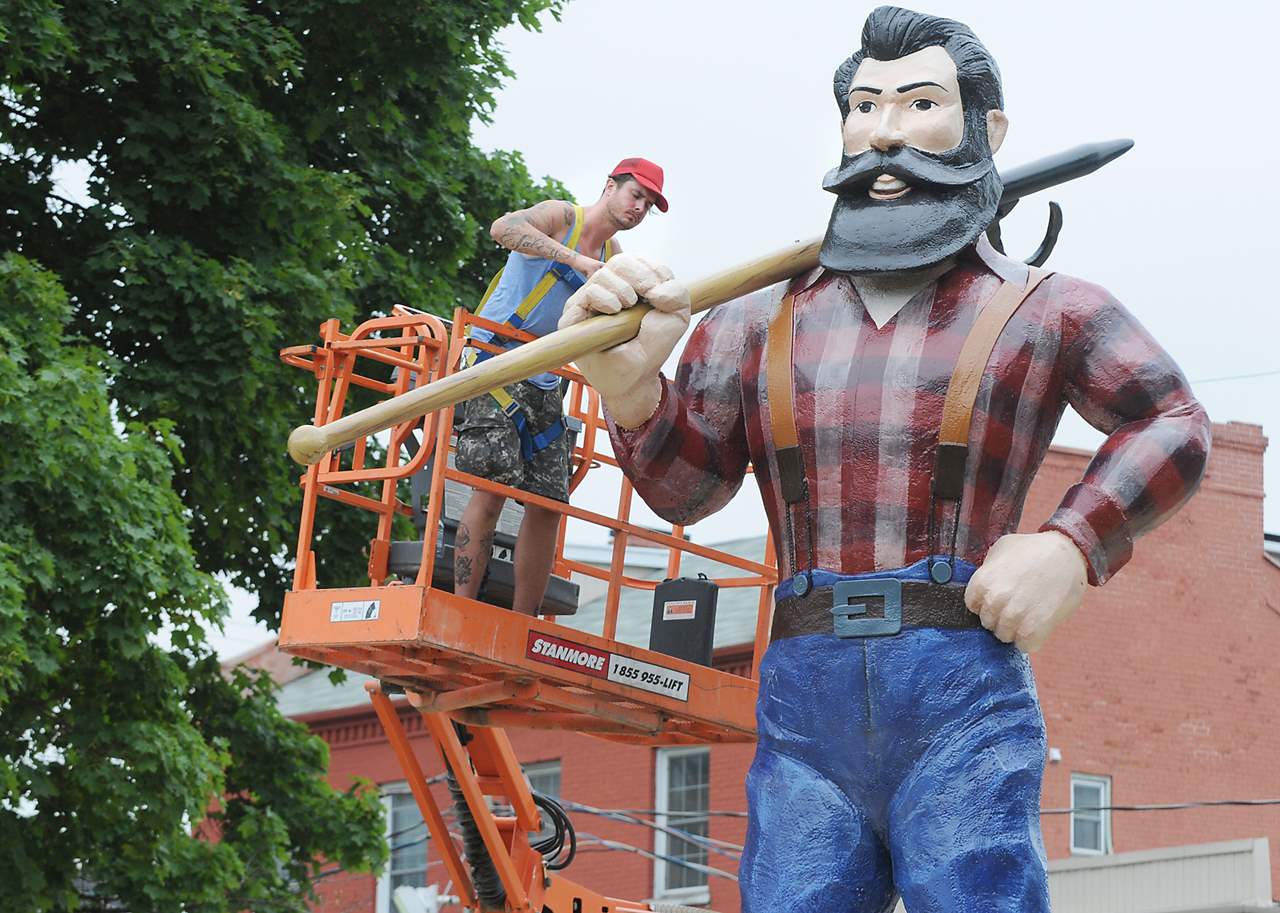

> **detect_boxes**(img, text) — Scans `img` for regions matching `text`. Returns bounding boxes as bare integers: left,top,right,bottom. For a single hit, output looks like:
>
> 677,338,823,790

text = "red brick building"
249,422,1280,912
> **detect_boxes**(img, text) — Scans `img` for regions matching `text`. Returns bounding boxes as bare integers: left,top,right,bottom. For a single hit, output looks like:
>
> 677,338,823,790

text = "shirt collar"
792,231,1028,295
971,233,1030,285
792,264,827,295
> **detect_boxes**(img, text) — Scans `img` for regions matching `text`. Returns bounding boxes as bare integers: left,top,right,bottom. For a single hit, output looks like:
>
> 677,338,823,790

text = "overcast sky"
215,0,1280,655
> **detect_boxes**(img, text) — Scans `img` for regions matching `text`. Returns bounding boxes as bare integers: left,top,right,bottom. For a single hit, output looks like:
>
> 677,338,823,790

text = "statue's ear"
986,110,1009,154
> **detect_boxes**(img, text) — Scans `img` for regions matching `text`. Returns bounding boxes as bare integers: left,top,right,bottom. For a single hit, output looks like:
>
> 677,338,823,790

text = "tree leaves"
1,0,567,908
0,254,232,910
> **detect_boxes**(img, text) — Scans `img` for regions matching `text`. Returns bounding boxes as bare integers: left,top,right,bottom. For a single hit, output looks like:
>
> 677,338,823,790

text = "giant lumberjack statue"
559,7,1212,912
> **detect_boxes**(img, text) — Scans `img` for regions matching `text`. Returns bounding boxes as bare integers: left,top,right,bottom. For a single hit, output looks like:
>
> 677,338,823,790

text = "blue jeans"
740,629,1049,913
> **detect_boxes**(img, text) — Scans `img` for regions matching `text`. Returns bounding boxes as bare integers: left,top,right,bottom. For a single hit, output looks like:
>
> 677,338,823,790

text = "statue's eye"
854,100,876,114
911,98,937,112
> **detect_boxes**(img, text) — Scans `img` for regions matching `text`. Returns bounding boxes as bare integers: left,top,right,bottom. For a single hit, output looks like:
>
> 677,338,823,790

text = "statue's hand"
559,254,690,428
964,530,1087,653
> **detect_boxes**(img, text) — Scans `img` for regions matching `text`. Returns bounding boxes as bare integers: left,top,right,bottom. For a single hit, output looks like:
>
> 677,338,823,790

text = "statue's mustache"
822,145,994,194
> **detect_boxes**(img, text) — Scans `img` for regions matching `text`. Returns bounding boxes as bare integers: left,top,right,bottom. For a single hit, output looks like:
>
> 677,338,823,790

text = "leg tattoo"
454,522,474,586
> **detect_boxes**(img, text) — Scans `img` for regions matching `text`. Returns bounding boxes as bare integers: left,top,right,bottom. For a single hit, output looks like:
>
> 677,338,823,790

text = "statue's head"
820,7,1007,273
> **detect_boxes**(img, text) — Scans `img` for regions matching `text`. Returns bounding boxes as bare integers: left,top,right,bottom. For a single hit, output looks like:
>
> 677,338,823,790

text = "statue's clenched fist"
964,529,1088,653
559,253,690,428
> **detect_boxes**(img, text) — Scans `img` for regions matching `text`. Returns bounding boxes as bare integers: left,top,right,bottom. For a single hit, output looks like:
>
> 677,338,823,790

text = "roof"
221,638,311,686
1264,533,1280,572
557,534,771,651
276,666,379,718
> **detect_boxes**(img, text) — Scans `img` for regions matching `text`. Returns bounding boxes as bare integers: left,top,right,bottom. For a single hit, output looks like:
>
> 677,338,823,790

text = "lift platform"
279,305,776,911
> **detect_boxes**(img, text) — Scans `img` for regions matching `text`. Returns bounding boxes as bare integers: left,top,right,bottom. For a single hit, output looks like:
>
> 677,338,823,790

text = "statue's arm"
607,300,753,526
1040,277,1212,585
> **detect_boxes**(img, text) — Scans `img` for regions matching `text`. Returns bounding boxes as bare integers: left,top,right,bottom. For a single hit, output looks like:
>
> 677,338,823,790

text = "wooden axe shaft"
287,237,822,465
286,140,1136,466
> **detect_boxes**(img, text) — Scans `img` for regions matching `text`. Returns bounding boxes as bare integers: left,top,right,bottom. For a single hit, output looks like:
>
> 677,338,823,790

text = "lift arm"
367,683,722,913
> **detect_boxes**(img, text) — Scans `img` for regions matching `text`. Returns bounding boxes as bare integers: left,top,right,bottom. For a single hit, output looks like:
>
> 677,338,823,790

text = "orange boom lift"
278,302,779,912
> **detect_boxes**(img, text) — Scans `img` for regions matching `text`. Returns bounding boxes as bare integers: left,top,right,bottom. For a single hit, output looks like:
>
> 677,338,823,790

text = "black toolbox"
648,574,719,666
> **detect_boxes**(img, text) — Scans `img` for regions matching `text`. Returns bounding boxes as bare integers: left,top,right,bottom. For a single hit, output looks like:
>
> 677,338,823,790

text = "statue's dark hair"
834,7,1003,123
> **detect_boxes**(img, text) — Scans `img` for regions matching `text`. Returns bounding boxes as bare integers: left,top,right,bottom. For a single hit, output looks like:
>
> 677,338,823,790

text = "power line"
389,794,1280,846
556,805,748,819
315,797,1280,888
1191,368,1280,384
560,800,742,859
575,832,739,882
1043,798,1280,815
315,827,736,884
432,802,733,853
553,798,1280,819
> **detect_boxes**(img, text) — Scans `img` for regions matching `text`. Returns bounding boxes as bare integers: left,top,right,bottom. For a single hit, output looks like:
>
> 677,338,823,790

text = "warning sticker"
330,599,380,622
662,599,697,621
525,632,689,702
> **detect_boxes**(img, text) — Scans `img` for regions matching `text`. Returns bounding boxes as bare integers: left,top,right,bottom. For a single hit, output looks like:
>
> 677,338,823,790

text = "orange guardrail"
277,307,777,743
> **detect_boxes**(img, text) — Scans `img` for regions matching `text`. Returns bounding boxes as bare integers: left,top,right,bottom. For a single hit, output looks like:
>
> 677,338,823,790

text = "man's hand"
964,530,1088,653
573,255,605,279
559,253,690,428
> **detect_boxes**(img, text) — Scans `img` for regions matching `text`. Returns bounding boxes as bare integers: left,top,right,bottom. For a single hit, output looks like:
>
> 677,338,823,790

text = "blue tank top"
471,210,607,390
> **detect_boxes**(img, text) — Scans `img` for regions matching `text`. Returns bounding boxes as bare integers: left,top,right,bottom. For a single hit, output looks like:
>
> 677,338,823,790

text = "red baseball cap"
610,157,668,212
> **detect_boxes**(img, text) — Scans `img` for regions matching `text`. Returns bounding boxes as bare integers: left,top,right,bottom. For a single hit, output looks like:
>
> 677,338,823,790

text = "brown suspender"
931,266,1051,499
765,288,811,571
765,266,1052,571
765,290,806,505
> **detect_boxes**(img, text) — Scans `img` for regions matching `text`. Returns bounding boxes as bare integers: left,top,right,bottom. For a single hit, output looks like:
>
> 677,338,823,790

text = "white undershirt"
849,258,955,329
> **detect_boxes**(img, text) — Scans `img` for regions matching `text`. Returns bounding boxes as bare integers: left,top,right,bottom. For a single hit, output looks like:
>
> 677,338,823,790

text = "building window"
377,783,429,913
525,760,562,845
1070,773,1112,855
526,759,562,798
654,747,710,903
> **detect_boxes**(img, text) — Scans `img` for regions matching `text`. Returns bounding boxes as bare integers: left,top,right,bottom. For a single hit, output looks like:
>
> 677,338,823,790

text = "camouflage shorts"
454,381,570,503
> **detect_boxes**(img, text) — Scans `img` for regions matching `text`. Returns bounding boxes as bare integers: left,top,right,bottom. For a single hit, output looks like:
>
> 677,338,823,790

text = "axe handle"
287,237,822,465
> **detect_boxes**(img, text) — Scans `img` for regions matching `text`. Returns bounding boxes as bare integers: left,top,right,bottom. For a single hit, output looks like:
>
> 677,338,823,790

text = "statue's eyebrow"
897,80,949,92
849,85,883,95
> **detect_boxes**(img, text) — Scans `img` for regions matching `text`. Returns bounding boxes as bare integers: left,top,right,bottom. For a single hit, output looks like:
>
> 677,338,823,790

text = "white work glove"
964,530,1088,653
559,253,691,428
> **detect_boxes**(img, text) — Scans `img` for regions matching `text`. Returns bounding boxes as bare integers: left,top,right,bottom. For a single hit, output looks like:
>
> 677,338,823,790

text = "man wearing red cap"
453,158,667,615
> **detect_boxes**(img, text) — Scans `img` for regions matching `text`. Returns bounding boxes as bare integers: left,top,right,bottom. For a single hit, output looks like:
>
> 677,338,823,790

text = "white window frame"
653,746,711,905
376,782,430,913
1069,773,1113,856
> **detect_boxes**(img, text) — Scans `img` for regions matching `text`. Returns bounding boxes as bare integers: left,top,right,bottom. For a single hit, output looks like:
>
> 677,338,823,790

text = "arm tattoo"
494,203,578,264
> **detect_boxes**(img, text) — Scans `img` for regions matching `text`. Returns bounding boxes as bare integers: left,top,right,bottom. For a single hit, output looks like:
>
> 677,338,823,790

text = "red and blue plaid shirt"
607,238,1211,585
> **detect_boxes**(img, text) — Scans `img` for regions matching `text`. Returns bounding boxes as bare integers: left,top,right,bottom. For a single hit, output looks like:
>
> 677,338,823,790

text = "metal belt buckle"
831,578,902,637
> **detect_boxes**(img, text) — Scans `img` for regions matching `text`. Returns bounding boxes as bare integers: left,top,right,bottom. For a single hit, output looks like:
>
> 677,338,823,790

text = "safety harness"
466,204,613,461
766,265,1051,591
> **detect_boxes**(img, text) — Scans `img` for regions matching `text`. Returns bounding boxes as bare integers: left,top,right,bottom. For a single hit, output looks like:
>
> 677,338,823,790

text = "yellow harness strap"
477,204,586,319
465,205,598,460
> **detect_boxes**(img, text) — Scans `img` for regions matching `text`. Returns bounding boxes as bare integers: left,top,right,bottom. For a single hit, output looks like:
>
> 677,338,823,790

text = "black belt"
772,578,981,641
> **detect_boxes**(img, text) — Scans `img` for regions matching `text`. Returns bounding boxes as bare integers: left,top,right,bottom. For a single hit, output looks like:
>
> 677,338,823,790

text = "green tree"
1,0,567,909
0,254,387,910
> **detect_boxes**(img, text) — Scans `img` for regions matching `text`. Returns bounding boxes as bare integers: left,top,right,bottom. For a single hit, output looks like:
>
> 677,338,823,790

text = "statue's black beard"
819,128,1003,274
